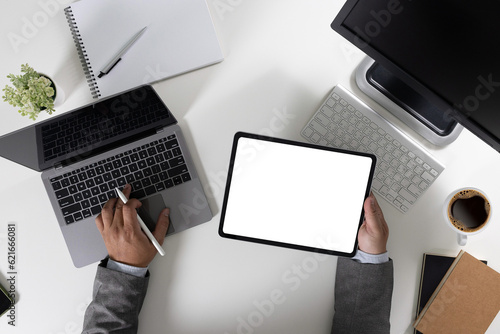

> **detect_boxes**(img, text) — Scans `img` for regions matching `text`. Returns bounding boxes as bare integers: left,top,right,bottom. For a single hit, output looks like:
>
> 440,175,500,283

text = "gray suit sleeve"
331,257,394,334
82,260,149,334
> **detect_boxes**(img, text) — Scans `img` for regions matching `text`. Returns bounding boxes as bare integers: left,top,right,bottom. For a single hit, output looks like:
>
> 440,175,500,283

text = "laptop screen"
0,86,176,171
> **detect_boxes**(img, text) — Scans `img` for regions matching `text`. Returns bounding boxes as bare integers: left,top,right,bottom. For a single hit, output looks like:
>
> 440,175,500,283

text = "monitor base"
355,57,463,146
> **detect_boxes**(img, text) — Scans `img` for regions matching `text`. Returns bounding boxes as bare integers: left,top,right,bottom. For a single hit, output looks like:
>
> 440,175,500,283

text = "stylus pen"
115,188,165,256
98,26,148,78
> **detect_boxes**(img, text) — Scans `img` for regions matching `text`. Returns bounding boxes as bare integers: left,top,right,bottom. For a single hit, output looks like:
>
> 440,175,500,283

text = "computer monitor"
331,0,500,152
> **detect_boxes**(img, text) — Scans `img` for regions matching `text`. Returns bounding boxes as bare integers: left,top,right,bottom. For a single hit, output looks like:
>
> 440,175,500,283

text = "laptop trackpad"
137,194,174,236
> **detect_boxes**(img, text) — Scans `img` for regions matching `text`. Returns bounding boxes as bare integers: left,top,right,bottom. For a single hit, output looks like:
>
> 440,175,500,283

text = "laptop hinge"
54,163,64,170
156,126,165,134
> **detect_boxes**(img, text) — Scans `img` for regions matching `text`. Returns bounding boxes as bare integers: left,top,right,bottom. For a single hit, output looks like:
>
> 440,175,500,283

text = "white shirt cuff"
106,259,148,277
351,249,389,264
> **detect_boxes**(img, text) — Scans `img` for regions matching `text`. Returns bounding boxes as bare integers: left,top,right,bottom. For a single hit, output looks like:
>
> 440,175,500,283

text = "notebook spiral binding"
64,7,101,99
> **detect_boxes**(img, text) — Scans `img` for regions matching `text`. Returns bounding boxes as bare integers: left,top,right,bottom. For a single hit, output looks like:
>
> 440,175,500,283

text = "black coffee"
447,189,490,232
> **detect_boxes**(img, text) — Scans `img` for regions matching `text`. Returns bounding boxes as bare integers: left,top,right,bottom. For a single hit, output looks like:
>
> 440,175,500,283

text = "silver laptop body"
0,86,212,267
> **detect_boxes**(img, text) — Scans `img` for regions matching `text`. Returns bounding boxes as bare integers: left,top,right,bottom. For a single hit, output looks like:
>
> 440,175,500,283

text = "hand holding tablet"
219,132,376,257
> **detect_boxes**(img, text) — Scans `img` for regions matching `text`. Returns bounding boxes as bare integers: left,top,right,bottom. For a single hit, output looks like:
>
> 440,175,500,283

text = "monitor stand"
355,57,463,146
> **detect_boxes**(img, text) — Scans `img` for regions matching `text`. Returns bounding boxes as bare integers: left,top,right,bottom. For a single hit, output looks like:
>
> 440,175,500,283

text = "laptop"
0,85,212,267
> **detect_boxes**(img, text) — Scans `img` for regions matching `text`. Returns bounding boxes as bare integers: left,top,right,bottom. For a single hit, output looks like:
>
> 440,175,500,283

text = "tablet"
218,132,377,257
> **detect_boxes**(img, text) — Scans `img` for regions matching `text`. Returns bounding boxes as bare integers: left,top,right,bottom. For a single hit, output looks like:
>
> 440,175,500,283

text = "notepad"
65,0,223,98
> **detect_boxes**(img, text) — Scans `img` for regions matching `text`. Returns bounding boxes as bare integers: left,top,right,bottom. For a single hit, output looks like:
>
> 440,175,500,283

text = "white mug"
443,187,492,246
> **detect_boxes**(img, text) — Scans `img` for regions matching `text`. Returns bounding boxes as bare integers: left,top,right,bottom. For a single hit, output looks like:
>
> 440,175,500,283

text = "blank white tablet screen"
221,136,374,254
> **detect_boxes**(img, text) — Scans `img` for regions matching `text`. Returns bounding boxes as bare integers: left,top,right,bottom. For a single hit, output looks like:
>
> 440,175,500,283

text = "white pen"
115,187,165,256
98,26,148,78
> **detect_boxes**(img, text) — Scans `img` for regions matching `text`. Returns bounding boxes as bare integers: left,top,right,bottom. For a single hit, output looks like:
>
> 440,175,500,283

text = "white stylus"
115,188,165,256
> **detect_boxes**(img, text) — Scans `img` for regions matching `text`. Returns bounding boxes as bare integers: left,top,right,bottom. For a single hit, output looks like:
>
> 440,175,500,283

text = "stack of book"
413,250,500,333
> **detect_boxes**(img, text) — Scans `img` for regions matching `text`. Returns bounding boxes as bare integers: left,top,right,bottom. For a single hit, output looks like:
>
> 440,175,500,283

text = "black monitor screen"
332,0,500,151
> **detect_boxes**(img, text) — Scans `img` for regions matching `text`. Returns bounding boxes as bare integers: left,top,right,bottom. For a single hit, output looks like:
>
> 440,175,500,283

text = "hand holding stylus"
95,184,169,267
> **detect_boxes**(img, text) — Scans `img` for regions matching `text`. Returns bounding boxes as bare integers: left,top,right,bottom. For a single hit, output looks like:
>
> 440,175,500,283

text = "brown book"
413,250,500,334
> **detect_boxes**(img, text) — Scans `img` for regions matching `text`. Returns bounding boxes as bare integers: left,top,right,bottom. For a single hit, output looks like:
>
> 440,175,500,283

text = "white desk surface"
1,1,500,333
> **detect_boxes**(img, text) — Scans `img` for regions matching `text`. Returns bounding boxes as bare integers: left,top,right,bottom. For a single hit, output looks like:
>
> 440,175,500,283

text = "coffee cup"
443,187,492,246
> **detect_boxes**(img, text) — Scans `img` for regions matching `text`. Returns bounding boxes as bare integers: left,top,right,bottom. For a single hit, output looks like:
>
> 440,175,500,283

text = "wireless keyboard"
301,85,444,213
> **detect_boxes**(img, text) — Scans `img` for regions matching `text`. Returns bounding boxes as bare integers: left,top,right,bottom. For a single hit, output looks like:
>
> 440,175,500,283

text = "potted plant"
2,64,57,120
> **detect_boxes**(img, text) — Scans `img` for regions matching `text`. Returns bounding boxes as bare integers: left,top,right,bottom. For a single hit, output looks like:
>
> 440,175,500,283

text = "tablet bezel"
218,132,377,257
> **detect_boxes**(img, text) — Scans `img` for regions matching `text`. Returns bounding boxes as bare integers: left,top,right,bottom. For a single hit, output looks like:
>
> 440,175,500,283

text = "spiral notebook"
65,0,223,99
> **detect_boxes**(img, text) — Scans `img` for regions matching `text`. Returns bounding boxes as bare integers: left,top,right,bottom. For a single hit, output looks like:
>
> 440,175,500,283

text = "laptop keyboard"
49,134,190,224
301,85,445,213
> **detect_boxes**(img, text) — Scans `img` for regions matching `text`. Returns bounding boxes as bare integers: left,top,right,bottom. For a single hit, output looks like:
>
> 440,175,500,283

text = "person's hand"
95,184,170,268
358,193,389,255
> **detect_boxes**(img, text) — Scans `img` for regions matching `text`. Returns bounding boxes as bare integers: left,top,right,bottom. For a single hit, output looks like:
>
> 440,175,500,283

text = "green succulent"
2,64,56,120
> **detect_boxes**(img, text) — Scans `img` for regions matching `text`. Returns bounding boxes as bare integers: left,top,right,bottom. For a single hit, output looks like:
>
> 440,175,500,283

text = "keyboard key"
85,179,96,188
125,174,135,183
181,173,191,182
90,206,101,215
143,167,153,177
168,156,185,168
141,178,152,187
173,176,183,185
103,173,112,182
130,153,140,162
155,182,166,192
132,181,142,190
62,203,82,216
134,171,144,180
52,181,62,191
147,147,157,156
398,188,416,204
168,164,188,178
99,184,109,193
129,163,138,172
90,197,99,206
165,139,179,149
130,189,146,199
121,156,131,165
172,148,182,157
55,188,69,199
421,171,434,183
68,185,78,194
117,177,127,187
94,176,104,185
64,215,74,224
157,143,166,152
145,185,156,196
91,187,100,196
58,196,74,208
